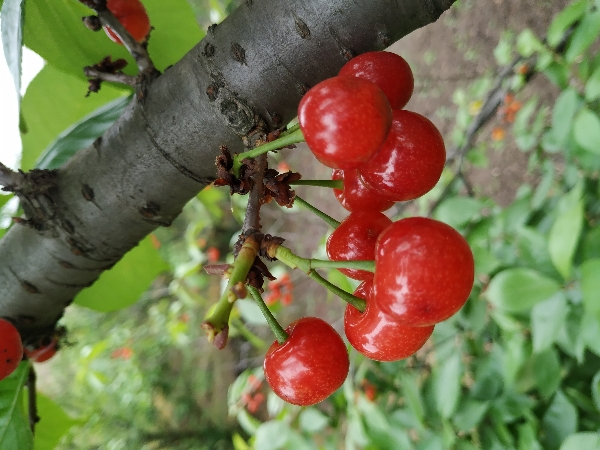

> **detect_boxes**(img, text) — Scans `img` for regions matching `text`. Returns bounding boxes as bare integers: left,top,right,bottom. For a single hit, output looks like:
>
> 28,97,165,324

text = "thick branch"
0,0,456,341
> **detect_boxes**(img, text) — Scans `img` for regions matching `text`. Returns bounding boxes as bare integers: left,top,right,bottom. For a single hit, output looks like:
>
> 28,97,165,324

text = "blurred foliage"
1,0,600,449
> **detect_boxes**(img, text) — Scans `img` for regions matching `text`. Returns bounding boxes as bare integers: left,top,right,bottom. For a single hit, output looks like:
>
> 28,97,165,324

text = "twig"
27,366,39,434
83,68,136,86
0,162,23,188
242,154,267,233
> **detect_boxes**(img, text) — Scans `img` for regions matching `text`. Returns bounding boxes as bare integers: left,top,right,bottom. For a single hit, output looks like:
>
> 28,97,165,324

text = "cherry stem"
248,285,289,344
290,179,344,189
230,317,267,350
279,123,300,137
202,235,260,347
294,196,340,228
271,245,367,312
232,128,305,177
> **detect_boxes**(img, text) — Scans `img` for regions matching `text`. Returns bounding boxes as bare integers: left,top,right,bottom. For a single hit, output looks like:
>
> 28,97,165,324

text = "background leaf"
531,293,568,353
23,0,203,79
0,363,33,450
565,8,600,63
559,433,600,450
34,393,80,450
547,0,586,47
573,108,600,155
542,391,578,450
486,268,561,312
74,236,168,311
580,258,600,315
548,190,583,280
0,0,24,97
434,353,462,418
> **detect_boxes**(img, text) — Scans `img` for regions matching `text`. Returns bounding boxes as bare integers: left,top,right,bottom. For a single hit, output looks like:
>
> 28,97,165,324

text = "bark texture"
0,0,456,341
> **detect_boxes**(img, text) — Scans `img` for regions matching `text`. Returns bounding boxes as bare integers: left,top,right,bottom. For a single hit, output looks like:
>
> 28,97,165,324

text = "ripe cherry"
104,0,151,45
374,217,474,326
298,76,392,170
24,336,58,363
326,210,392,280
359,110,446,202
344,279,434,361
0,319,23,381
332,169,394,212
264,317,349,406
339,51,414,110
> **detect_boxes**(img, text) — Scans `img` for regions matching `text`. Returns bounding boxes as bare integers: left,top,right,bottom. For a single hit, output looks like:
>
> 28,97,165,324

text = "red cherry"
24,336,58,363
339,51,414,110
374,217,474,326
264,317,349,406
326,210,392,280
359,110,446,202
332,169,394,212
104,0,151,44
344,279,433,361
0,319,23,380
298,76,392,170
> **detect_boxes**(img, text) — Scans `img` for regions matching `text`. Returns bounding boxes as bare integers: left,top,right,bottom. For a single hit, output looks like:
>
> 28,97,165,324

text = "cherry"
263,317,349,406
359,110,446,202
374,217,474,326
104,0,151,45
332,169,394,212
298,76,392,170
339,51,414,110
344,279,434,361
0,319,23,381
326,210,392,280
24,336,58,363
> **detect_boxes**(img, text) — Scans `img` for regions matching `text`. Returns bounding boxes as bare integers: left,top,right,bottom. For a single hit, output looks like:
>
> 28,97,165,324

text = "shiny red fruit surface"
298,76,392,170
104,0,151,44
0,319,23,381
326,211,392,280
264,317,349,406
24,336,58,363
332,169,394,212
374,217,474,326
359,110,446,202
345,279,434,361
339,51,414,110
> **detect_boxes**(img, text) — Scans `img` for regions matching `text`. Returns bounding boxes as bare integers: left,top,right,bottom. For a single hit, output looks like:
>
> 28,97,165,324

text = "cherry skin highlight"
0,319,23,381
359,110,446,202
263,317,349,406
104,0,151,44
332,169,394,212
374,217,474,327
326,210,392,280
339,51,414,110
298,76,392,170
344,279,434,361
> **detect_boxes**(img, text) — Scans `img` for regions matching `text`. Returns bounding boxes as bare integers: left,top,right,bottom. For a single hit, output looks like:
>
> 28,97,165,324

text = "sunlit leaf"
1,0,24,97
0,363,33,450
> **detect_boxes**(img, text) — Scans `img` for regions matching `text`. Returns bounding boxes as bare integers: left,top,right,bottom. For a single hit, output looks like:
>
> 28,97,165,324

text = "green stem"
272,245,367,312
248,286,289,344
309,258,375,272
294,195,340,228
232,128,304,176
230,318,267,350
290,179,344,189
279,123,300,137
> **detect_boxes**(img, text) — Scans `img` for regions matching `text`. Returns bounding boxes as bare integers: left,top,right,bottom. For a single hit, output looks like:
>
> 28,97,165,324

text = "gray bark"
0,0,455,341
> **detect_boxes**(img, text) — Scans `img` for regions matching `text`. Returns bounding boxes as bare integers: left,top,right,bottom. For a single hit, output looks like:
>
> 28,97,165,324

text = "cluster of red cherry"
263,52,475,406
0,319,58,381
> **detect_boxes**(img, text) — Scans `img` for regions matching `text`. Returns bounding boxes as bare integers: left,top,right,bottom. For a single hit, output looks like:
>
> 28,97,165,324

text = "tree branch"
0,0,456,341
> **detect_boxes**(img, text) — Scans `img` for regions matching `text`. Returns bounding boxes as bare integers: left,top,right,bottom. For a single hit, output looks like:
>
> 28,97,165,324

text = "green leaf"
559,433,600,450
23,0,203,80
565,9,600,63
532,348,561,399
487,268,561,313
434,353,461,418
581,313,600,357
544,87,580,153
516,227,557,278
1,0,24,97
542,391,578,450
548,189,583,280
581,227,600,261
20,64,128,171
573,108,600,155
74,236,168,311
235,299,267,325
516,29,544,57
433,197,483,228
453,399,488,432
254,421,291,450
0,363,33,450
299,408,329,433
34,393,80,450
400,373,425,423
513,98,543,151
518,422,543,450
35,95,132,169
585,66,600,101
581,259,600,315
531,293,568,352
547,0,587,47
592,371,600,412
